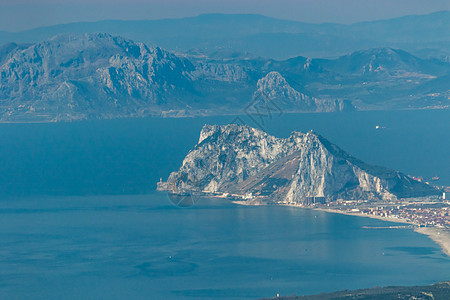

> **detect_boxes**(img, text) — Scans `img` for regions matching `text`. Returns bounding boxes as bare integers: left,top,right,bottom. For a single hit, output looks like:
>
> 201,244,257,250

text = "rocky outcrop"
2,33,446,122
190,62,249,82
158,124,438,203
0,33,198,121
255,72,354,112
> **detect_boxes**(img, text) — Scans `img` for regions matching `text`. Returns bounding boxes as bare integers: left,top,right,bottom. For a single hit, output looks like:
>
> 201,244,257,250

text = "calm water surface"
0,110,448,196
1,193,449,299
0,110,449,299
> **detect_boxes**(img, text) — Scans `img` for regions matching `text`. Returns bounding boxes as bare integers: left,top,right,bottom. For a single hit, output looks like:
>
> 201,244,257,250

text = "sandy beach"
314,207,450,257
415,227,450,257
230,200,450,257
314,207,412,224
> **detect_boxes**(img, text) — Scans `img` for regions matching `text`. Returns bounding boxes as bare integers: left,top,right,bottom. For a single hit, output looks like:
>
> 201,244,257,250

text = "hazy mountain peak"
1,11,449,60
255,71,318,110
0,33,446,122
330,47,445,77
258,71,287,85
0,33,197,121
256,71,354,112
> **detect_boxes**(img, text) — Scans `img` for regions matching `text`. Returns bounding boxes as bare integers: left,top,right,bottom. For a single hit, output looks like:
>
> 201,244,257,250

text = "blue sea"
0,110,449,299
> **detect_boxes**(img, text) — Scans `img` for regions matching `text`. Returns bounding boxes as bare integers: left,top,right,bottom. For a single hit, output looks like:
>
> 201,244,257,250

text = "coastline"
314,207,450,257
415,227,450,257
313,207,412,225
203,196,450,257
232,200,450,258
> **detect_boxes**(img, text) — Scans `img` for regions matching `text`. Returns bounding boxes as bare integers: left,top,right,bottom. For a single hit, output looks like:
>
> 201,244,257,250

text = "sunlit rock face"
0,33,196,121
255,71,353,112
2,31,447,122
159,124,438,203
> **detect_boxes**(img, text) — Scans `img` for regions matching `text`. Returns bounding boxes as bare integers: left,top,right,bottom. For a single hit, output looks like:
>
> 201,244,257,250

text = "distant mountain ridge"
0,11,448,60
0,33,198,121
158,124,439,203
0,33,350,122
1,33,448,122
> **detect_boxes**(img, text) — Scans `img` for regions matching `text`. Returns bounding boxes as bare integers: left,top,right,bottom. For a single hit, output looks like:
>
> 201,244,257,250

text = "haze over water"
0,110,449,299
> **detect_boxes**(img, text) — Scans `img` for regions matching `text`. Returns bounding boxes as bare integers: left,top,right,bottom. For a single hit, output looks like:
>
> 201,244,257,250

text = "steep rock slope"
159,124,438,203
0,33,196,121
255,71,353,112
1,32,447,122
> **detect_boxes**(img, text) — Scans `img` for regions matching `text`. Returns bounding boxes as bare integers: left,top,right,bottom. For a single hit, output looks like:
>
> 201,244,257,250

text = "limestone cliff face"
163,124,302,193
255,72,354,112
159,124,438,203
190,62,249,82
0,33,196,121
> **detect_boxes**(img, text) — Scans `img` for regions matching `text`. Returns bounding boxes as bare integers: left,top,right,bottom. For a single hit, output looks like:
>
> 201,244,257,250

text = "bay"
1,193,449,299
0,109,449,299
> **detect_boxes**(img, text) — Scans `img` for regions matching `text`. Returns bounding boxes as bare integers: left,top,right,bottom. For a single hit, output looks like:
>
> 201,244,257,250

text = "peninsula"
158,124,449,255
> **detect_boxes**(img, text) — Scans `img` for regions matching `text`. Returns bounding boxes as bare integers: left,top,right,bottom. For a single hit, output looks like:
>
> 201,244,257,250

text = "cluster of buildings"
323,200,450,228
359,204,449,227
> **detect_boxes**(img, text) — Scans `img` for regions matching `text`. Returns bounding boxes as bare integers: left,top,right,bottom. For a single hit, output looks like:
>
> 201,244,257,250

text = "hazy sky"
1,0,449,31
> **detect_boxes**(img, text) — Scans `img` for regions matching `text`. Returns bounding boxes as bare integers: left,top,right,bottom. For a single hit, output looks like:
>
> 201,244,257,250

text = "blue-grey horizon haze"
0,0,449,31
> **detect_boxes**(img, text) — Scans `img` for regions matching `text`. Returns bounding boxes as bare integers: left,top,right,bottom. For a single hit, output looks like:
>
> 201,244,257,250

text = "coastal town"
304,188,450,257
201,189,450,229
265,181,450,229
316,193,450,229
172,185,450,229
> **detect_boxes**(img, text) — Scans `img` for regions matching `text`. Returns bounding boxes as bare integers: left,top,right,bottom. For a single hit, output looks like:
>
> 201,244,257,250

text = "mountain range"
158,124,439,203
0,12,449,60
1,33,448,122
